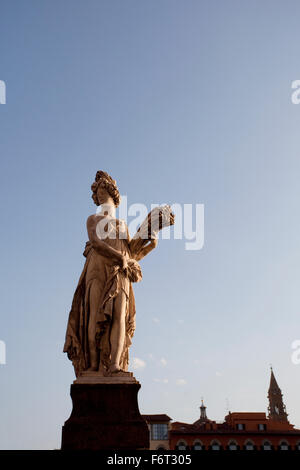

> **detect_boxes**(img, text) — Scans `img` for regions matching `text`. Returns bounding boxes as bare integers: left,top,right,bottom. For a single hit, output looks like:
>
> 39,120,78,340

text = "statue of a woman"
63,171,157,377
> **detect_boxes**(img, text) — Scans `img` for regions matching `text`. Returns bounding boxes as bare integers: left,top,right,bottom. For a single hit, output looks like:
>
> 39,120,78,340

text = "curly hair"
91,170,120,207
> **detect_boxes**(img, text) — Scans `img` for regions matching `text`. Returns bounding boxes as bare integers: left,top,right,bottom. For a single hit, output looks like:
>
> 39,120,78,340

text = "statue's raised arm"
130,205,175,260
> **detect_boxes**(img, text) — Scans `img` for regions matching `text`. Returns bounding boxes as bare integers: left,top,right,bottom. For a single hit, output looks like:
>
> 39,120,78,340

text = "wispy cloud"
177,339,185,345
153,317,160,323
131,357,146,370
176,378,187,386
153,378,169,384
160,357,167,367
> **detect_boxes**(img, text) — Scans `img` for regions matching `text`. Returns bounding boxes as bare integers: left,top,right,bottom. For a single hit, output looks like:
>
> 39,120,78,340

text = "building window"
244,441,254,451
262,441,272,451
211,440,221,451
258,423,267,431
193,441,203,450
228,441,238,450
236,423,245,430
151,423,168,440
296,442,300,451
177,441,187,450
279,441,289,451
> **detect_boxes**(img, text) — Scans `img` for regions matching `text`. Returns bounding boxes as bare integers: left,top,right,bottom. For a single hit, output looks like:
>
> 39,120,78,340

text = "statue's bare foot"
86,366,98,372
107,364,132,376
108,364,121,374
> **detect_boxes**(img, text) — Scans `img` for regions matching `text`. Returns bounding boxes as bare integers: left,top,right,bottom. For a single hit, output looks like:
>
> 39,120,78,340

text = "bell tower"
199,399,208,422
267,367,289,422
193,398,210,427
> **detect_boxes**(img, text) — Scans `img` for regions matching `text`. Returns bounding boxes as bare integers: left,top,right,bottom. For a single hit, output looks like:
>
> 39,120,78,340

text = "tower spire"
199,398,208,422
268,367,289,422
193,397,210,427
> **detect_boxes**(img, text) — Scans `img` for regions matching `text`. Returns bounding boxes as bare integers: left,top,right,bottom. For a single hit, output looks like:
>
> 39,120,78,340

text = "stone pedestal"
61,374,149,450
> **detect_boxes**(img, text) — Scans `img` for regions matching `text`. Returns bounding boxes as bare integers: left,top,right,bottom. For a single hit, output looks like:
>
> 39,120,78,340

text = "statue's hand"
135,238,158,261
150,238,158,249
119,254,129,270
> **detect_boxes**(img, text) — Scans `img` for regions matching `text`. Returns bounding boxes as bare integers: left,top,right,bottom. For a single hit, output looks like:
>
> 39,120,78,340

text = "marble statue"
63,171,174,378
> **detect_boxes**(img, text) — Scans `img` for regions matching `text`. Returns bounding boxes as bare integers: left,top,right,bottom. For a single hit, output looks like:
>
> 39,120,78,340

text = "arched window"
211,440,221,451
193,440,203,450
244,440,255,451
278,441,289,451
262,440,272,451
177,441,187,450
228,440,238,450
156,446,166,451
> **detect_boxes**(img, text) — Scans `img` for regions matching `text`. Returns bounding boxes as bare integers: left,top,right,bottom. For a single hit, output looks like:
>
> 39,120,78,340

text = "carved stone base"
74,370,137,384
61,382,149,450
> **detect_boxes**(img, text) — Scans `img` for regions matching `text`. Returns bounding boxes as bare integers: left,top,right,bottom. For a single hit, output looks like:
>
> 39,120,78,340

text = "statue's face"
97,185,112,206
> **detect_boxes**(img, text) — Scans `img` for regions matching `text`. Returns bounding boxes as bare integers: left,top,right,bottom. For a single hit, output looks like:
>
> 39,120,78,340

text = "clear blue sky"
1,0,300,449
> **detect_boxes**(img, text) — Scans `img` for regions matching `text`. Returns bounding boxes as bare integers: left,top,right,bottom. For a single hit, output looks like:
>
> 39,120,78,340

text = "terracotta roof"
226,412,267,419
142,414,172,423
193,418,213,427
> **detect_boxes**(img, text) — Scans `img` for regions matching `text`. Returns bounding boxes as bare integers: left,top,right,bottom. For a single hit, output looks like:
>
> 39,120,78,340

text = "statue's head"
91,170,120,207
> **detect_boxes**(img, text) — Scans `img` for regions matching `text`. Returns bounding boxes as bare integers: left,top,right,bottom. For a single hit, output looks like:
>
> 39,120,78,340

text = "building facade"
144,369,300,451
169,369,300,451
142,414,171,450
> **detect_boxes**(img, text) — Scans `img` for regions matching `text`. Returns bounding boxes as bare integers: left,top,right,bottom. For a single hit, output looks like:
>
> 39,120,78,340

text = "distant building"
169,368,300,451
142,414,172,450
143,369,300,451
